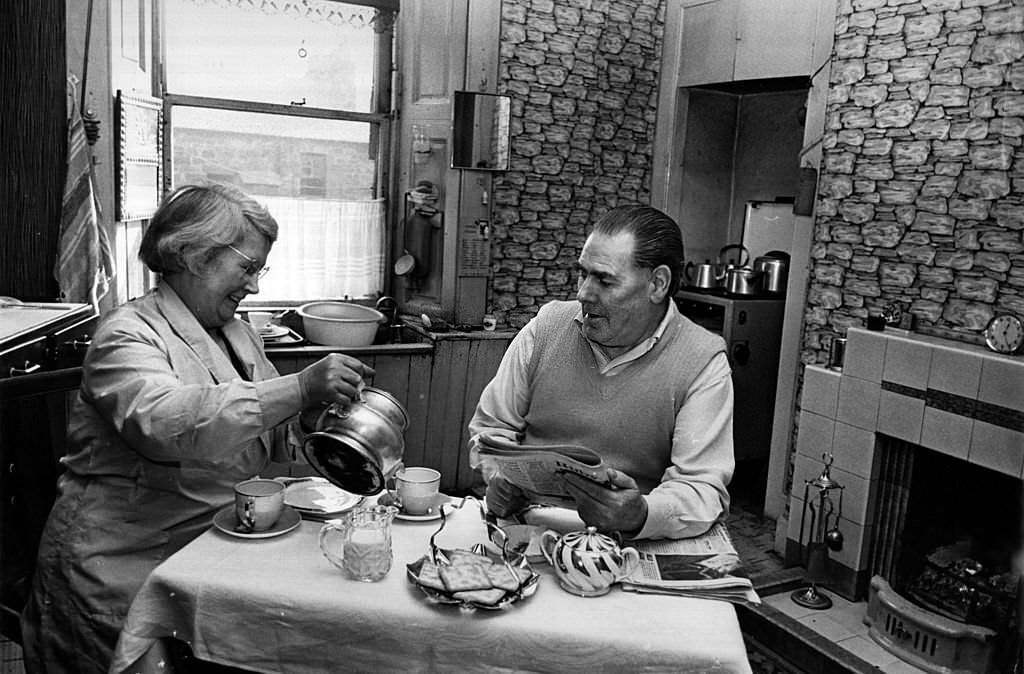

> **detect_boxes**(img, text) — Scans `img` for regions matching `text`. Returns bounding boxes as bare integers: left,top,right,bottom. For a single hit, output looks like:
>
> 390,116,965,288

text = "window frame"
151,0,398,306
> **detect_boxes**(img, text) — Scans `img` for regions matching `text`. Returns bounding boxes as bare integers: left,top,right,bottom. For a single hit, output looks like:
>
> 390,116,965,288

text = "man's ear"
649,264,672,302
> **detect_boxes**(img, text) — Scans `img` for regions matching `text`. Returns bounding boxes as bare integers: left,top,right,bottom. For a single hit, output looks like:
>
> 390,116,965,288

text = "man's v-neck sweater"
521,300,726,493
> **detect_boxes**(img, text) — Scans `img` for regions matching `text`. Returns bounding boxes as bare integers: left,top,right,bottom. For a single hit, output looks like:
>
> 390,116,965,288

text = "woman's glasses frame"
226,244,270,279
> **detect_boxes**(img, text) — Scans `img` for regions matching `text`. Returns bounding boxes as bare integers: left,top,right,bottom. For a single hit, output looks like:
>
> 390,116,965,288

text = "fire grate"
905,552,1017,633
865,576,997,673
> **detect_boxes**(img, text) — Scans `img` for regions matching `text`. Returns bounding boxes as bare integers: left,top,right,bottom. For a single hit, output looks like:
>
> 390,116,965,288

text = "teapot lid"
560,526,621,554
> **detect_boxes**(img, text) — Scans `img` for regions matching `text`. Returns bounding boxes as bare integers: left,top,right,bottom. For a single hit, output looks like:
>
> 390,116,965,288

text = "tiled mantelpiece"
785,326,1024,600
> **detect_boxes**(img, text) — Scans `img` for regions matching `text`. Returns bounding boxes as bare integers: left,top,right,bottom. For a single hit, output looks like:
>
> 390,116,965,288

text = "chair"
0,369,80,644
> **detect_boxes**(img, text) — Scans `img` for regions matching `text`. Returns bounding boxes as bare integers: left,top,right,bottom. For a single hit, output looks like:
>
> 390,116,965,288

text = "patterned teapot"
540,526,640,597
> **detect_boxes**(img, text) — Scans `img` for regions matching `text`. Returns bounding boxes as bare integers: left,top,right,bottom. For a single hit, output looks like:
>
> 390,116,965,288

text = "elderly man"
468,205,734,540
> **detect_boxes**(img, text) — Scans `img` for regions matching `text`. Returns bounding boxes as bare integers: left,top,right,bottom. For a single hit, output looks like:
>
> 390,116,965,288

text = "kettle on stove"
752,251,790,295
683,260,725,290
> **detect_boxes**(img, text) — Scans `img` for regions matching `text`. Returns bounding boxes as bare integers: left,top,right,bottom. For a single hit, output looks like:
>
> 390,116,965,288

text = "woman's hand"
298,353,375,406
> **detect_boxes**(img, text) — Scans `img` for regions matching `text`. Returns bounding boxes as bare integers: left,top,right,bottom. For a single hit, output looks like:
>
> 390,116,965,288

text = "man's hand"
561,469,647,536
484,474,530,518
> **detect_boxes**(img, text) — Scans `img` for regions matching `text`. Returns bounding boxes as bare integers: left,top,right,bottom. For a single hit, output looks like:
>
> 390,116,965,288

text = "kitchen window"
158,0,396,303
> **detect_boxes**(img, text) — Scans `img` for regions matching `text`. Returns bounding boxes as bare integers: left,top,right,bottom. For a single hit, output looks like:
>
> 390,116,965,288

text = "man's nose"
576,277,594,302
244,275,261,293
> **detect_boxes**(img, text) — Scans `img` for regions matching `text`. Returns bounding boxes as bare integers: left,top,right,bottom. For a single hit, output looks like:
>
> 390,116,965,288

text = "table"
111,499,752,673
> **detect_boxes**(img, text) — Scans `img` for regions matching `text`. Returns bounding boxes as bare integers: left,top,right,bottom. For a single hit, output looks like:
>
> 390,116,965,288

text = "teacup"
389,467,440,515
248,311,274,332
234,478,285,532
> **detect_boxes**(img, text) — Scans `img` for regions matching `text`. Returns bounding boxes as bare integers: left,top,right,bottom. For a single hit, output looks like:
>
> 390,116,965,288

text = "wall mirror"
451,91,511,171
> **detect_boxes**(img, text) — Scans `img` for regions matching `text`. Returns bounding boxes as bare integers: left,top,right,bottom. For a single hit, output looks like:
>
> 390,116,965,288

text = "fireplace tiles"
786,327,1024,600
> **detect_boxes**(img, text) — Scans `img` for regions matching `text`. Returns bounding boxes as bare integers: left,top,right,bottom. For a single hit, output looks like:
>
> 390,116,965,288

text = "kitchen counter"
262,313,516,357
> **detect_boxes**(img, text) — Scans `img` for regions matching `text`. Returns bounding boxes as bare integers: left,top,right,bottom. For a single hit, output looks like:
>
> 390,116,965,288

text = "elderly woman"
20,184,372,673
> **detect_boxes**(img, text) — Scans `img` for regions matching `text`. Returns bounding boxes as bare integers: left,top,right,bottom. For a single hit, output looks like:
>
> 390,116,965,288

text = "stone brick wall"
806,0,1024,365
492,0,665,328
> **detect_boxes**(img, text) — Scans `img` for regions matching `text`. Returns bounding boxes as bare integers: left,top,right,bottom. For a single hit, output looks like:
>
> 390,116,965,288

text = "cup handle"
383,461,405,508
318,523,345,568
540,529,559,566
241,496,256,531
616,546,641,582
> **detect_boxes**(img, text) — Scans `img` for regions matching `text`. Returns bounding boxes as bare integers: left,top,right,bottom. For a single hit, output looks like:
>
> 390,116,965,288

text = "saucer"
213,505,302,539
284,478,362,517
392,493,458,522
258,324,289,340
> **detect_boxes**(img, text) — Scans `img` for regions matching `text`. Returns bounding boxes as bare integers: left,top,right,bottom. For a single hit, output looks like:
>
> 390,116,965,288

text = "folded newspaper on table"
622,522,761,604
475,434,611,509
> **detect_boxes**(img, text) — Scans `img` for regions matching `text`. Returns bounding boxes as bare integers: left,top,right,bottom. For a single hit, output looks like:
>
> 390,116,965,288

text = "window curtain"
255,196,385,300
183,0,397,32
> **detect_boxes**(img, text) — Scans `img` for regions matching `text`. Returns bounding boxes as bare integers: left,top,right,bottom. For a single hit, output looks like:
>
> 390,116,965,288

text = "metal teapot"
752,251,789,295
724,266,764,296
717,243,750,272
540,526,640,597
683,260,725,290
300,387,408,496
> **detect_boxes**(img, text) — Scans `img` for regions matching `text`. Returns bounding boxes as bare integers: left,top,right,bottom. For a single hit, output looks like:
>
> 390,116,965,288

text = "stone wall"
806,0,1024,365
492,0,666,328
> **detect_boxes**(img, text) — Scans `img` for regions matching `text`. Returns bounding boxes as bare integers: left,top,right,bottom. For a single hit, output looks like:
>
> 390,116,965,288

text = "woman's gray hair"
138,184,279,275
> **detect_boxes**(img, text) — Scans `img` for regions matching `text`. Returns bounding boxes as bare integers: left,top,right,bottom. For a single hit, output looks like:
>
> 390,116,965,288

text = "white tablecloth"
112,499,752,673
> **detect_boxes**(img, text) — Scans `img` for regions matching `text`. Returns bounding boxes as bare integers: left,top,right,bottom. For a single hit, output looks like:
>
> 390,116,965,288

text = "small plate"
258,324,289,339
284,478,362,517
382,493,459,522
212,505,302,539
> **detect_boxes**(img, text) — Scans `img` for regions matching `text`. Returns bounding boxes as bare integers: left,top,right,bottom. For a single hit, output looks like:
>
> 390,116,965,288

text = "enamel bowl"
297,301,384,347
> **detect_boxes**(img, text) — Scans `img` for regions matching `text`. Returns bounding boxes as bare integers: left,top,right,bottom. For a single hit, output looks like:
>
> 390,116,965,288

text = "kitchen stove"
675,288,785,461
0,301,96,384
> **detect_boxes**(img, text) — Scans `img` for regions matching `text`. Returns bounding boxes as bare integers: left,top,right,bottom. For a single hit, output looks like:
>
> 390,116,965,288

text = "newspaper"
475,434,611,508
622,522,761,604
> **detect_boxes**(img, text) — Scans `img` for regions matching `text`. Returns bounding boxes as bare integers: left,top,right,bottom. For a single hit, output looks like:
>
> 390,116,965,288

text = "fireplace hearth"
869,438,1019,628
863,437,1020,672
784,326,1024,672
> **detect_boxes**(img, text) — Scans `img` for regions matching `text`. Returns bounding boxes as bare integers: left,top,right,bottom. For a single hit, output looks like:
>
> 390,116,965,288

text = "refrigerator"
741,201,795,260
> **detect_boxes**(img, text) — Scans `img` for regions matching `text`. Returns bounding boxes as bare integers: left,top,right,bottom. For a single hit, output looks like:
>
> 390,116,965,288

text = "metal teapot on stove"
683,260,726,290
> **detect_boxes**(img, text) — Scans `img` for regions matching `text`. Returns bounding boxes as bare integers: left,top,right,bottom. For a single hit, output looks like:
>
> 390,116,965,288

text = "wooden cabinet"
678,0,738,87
678,0,819,86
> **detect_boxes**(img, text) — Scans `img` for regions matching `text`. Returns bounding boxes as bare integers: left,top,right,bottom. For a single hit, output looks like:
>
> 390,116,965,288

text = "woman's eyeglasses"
226,245,270,279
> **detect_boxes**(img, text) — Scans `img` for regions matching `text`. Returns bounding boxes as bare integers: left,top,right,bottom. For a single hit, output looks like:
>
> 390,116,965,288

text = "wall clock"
983,314,1024,354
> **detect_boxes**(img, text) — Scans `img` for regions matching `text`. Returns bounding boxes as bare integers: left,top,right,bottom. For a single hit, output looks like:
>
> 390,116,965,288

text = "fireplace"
871,440,1019,629
864,438,1020,672
784,327,1024,672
